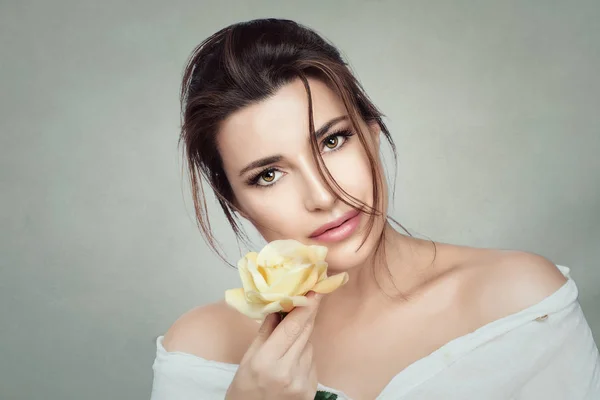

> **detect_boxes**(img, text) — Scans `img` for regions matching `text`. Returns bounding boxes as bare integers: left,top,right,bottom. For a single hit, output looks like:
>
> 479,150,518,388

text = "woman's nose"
301,162,337,212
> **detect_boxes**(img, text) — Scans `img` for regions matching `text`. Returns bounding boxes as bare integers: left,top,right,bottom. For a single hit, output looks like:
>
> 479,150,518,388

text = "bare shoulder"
162,300,258,363
456,248,568,324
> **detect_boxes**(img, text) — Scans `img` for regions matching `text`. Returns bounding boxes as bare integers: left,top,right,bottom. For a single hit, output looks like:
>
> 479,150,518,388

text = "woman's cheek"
327,148,373,204
241,192,304,241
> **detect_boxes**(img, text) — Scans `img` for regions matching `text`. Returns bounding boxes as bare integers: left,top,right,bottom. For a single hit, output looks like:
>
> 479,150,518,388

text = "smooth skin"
163,78,567,400
225,292,322,400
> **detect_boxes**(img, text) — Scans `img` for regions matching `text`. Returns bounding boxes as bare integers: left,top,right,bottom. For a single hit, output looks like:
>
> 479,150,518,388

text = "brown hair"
178,18,419,293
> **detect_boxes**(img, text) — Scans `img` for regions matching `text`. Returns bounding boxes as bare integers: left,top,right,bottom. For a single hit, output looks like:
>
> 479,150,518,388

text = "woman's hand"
225,291,323,400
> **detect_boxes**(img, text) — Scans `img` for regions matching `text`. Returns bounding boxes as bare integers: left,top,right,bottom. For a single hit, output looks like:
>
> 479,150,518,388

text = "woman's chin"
325,224,383,265
323,244,373,273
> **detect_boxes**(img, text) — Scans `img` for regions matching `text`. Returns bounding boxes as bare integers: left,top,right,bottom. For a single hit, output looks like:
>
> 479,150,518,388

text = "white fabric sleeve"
150,337,237,400
382,268,600,400
514,301,600,399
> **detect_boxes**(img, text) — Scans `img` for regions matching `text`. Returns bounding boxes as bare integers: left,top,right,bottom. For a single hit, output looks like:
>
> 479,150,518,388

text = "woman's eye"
325,136,339,149
322,133,348,152
256,169,283,186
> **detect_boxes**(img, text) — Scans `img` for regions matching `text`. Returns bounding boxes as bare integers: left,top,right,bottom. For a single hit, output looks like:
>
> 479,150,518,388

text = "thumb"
307,290,323,306
306,291,323,315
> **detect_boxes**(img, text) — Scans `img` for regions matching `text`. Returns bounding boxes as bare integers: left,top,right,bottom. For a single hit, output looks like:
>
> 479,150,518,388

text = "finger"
263,291,322,358
287,344,315,394
242,312,280,361
280,307,318,364
306,356,318,394
289,339,313,376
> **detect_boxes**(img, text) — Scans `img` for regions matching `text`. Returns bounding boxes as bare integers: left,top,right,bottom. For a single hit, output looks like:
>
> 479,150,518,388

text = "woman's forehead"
217,78,347,168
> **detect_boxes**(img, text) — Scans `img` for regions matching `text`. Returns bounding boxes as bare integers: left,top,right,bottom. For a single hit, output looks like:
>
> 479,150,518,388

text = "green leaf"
314,390,338,399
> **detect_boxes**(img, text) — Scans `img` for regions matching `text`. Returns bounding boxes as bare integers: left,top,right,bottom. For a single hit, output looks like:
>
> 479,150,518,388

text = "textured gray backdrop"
1,1,598,399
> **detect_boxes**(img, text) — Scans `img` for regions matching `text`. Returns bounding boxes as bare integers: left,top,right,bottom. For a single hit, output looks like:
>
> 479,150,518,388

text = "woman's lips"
309,210,362,243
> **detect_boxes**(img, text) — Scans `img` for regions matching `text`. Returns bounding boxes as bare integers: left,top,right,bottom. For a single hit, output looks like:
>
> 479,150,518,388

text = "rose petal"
308,245,328,263
262,264,292,286
225,288,268,319
266,264,313,295
311,272,349,293
257,239,305,267
293,266,320,296
237,256,259,294
279,298,295,312
247,290,284,303
316,261,328,281
280,295,311,312
246,252,258,264
245,254,269,292
257,241,288,267
289,295,310,307
261,300,284,315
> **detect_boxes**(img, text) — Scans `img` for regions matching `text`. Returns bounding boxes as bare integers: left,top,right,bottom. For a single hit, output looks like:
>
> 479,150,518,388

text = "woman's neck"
322,224,439,318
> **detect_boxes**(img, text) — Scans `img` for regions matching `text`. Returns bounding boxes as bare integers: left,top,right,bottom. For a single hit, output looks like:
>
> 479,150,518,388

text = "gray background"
1,1,598,399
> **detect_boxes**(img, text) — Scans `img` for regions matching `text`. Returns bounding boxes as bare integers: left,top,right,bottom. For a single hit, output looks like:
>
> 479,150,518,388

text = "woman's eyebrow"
239,155,282,177
313,115,348,140
238,115,348,177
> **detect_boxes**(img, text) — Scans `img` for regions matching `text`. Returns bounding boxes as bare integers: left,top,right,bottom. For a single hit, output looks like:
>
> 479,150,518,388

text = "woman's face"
217,78,388,271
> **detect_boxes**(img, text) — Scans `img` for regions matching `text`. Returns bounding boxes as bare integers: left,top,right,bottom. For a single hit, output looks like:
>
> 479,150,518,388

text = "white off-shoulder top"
150,265,600,399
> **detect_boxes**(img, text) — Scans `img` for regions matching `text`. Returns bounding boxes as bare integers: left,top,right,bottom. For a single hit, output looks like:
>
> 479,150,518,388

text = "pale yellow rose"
225,239,349,320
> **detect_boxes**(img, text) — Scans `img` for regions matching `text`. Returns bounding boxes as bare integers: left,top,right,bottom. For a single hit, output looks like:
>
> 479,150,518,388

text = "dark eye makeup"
245,128,355,188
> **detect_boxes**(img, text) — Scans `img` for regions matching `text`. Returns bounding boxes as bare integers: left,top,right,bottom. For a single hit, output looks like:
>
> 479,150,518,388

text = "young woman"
151,19,600,400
